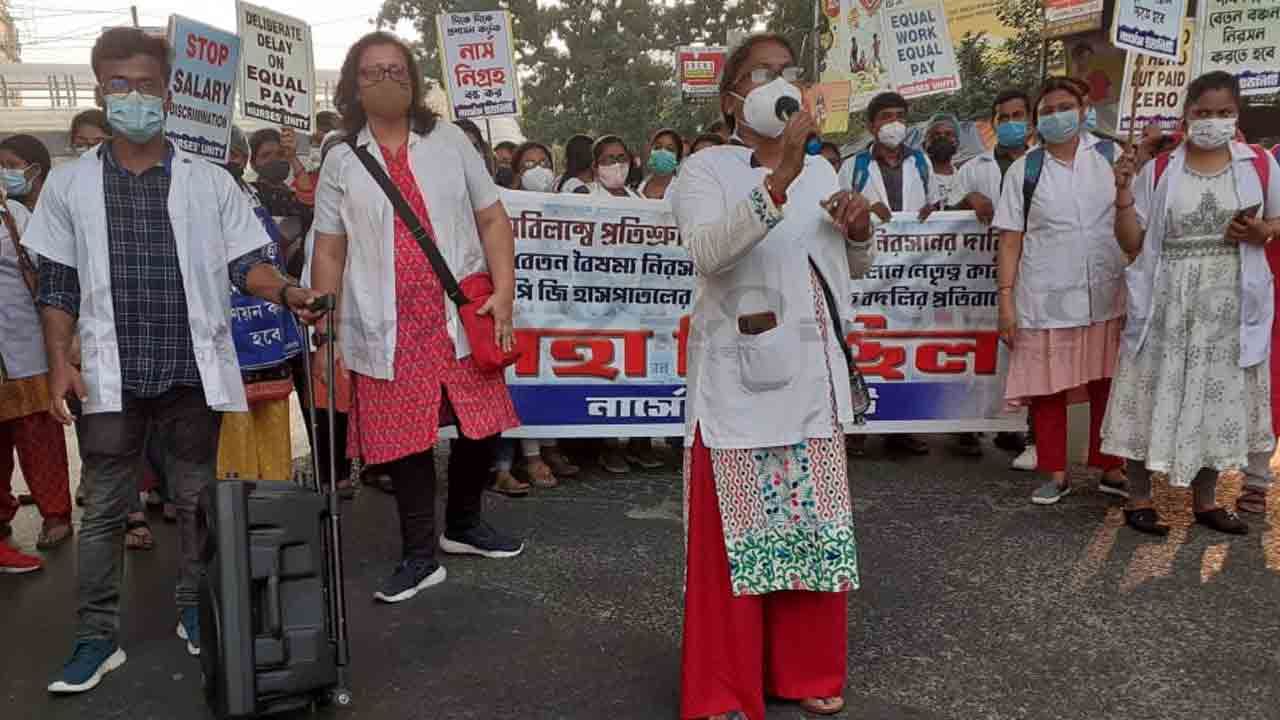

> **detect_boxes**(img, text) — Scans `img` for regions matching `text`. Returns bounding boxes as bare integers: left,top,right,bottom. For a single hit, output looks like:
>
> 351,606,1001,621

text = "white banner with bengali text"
498,195,1023,438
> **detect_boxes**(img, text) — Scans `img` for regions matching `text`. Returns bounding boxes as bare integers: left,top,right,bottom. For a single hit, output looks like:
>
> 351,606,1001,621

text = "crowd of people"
0,23,1277,720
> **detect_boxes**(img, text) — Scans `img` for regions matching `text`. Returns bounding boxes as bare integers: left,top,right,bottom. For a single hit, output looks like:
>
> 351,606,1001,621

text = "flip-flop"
799,697,845,716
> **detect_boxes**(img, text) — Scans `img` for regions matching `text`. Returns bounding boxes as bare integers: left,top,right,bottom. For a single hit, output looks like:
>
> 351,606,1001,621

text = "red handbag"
348,138,520,373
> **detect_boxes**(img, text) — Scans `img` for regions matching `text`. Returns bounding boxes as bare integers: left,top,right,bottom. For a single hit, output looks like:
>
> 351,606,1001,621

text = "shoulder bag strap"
2,207,37,300
1022,148,1045,232
345,137,470,307
808,257,854,367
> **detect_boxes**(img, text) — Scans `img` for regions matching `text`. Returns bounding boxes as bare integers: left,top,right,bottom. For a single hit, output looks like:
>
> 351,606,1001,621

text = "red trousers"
0,412,71,524
680,430,847,720
1029,379,1123,474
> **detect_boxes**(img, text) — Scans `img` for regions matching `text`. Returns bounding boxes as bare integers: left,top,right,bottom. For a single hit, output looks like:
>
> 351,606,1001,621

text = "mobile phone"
1234,204,1262,221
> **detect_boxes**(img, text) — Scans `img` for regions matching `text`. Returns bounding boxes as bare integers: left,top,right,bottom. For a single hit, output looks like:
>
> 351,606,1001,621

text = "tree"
377,0,776,151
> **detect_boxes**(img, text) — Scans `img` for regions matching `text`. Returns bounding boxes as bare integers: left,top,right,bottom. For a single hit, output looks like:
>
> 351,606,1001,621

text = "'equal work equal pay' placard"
236,1,315,131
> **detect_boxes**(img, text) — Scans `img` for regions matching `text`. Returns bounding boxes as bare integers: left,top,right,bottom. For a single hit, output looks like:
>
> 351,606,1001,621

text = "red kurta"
347,144,519,465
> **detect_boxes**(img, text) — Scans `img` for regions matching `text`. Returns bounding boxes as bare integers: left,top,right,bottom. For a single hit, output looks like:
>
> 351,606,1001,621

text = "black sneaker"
1195,508,1249,535
373,558,446,603
439,521,524,559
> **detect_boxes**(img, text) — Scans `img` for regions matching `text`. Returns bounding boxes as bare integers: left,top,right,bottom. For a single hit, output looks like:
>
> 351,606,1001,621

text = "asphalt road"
2,436,1279,720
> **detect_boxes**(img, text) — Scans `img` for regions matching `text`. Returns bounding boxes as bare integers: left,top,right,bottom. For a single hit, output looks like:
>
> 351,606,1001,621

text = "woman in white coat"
670,33,874,720
1104,71,1280,535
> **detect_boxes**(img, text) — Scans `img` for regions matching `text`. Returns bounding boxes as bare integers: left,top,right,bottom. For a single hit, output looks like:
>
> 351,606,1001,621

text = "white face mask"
521,166,556,193
877,121,907,149
732,77,803,139
1188,117,1236,150
598,162,628,190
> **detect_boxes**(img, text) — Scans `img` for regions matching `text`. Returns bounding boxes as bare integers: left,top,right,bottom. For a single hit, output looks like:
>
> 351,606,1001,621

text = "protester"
956,89,1037,467
249,127,315,240
819,141,842,172
841,92,930,456
1104,71,1280,535
455,119,499,176
557,134,595,193
69,110,111,154
312,31,524,605
510,141,556,192
992,77,1128,506
0,135,52,212
671,32,873,720
310,110,341,159
690,133,726,155
219,125,305,483
28,27,321,693
1,186,73,572
639,128,683,199
494,140,518,188
582,135,642,198
925,113,964,209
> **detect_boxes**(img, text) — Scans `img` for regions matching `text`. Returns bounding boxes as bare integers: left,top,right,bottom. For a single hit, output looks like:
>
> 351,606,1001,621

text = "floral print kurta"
684,274,860,596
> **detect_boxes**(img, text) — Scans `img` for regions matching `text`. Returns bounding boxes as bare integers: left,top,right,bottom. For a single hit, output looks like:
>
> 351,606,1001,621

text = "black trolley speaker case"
200,294,353,717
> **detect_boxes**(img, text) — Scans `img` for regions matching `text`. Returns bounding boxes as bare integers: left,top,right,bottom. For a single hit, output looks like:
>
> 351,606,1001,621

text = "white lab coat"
1123,142,1280,368
670,145,875,450
20,146,270,414
838,147,932,213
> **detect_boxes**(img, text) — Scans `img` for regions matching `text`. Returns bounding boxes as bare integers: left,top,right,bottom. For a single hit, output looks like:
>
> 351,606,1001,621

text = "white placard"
884,0,962,99
1112,0,1189,61
1194,0,1280,95
237,1,315,131
436,11,520,120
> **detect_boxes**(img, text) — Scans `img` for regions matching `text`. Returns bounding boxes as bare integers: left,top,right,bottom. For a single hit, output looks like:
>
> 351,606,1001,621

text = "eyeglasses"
745,66,804,85
104,77,162,96
521,159,552,170
598,153,629,165
358,64,410,85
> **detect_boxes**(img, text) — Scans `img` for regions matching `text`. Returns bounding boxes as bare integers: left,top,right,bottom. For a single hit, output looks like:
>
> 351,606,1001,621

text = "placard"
165,16,239,162
804,82,853,135
1118,19,1195,134
237,1,315,131
676,46,727,104
1112,0,1189,60
1195,0,1280,95
1044,0,1105,38
497,191,1021,438
436,11,520,120
884,0,962,99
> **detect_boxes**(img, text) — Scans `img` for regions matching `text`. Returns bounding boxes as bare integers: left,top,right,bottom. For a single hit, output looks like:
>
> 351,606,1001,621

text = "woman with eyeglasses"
581,135,642,199
639,128,683,200
670,33,873,720
311,32,524,605
69,110,111,155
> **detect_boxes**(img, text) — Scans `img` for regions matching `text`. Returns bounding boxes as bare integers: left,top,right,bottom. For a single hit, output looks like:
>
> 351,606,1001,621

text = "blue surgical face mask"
1036,109,1081,145
648,148,679,176
996,120,1028,149
1,168,32,198
1084,106,1098,131
105,91,166,144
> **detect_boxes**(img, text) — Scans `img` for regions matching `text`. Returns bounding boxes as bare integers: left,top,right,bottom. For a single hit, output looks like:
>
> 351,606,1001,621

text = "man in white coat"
24,28,322,695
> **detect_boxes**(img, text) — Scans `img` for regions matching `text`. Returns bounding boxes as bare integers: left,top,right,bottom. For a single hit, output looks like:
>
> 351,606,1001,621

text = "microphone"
775,96,823,156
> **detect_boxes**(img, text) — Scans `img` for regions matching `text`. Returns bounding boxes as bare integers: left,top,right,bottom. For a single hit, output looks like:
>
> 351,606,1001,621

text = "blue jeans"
74,387,220,642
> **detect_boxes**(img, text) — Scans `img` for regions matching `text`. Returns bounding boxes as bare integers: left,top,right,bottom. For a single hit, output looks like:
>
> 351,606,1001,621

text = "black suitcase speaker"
200,295,353,717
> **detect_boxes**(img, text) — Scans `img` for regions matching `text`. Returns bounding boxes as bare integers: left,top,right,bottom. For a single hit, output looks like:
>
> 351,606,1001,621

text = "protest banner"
165,16,239,162
236,1,315,131
1044,0,1105,38
884,0,962,99
1118,19,1195,135
676,46,727,104
437,11,520,120
817,0,893,113
1195,0,1280,95
1112,0,1189,60
498,191,1021,438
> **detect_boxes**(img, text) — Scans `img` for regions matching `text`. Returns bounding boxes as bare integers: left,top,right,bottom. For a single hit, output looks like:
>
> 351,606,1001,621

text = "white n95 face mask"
877,121,907,149
733,78,803,139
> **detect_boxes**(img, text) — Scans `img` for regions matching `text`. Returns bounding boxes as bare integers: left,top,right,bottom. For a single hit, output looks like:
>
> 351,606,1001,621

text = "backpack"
1021,140,1115,230
851,148,931,204
1152,144,1270,202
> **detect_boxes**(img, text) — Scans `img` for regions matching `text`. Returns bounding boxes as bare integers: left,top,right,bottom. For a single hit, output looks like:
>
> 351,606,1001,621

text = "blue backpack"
850,148,931,203
1021,139,1115,229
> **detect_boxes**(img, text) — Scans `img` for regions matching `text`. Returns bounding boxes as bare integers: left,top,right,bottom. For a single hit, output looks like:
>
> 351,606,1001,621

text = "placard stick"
1126,53,1146,147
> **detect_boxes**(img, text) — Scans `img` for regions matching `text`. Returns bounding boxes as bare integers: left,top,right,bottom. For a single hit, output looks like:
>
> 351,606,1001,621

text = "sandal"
542,448,580,477
490,470,531,498
1195,507,1249,535
523,460,559,489
125,518,155,551
799,696,845,716
1237,486,1267,515
37,521,73,549
1124,508,1169,537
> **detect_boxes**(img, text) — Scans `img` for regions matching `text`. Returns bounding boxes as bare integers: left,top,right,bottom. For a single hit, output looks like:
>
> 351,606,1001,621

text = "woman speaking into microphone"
670,33,875,720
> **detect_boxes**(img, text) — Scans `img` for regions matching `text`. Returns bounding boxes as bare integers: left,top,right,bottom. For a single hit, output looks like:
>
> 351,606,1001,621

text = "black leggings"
383,435,496,561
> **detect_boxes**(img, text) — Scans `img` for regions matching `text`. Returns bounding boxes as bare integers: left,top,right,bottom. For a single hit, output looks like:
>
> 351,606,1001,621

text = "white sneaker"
1011,445,1037,472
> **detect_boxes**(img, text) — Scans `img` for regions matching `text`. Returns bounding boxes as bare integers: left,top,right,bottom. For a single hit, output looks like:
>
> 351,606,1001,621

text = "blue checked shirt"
37,143,271,398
